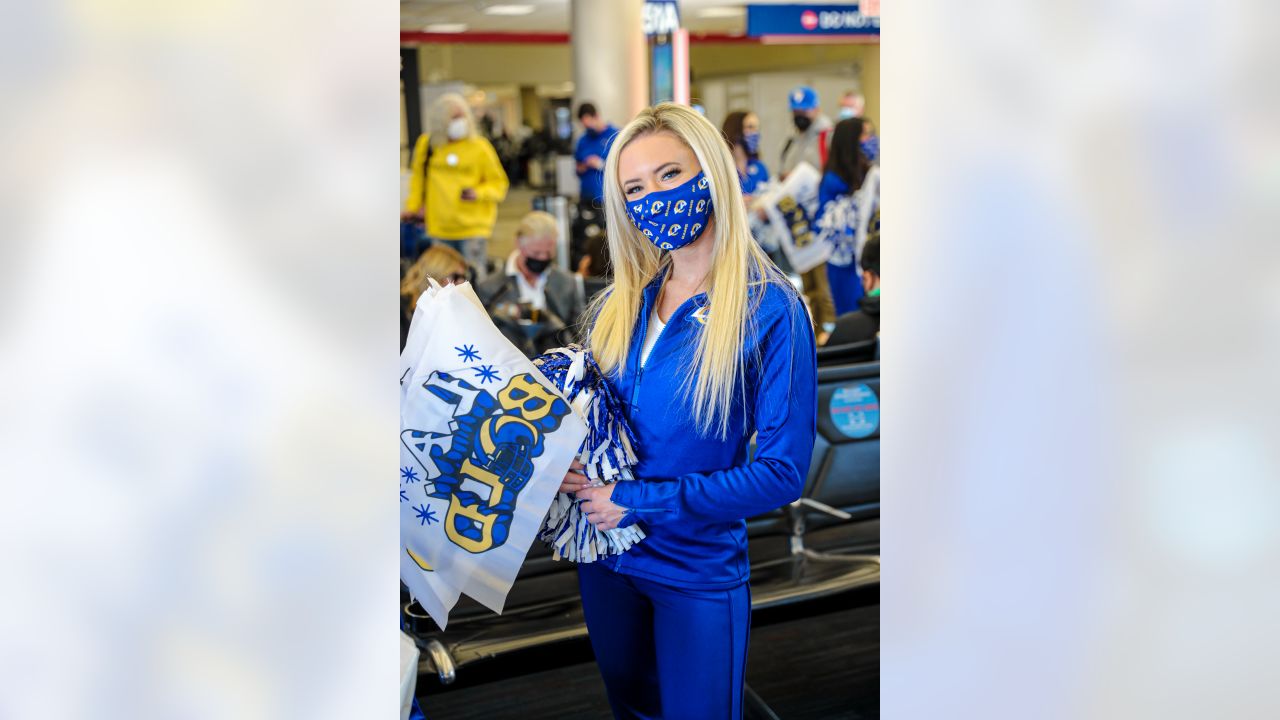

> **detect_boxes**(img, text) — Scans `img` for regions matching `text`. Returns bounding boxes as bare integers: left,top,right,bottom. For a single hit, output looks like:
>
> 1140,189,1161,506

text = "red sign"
800,10,819,30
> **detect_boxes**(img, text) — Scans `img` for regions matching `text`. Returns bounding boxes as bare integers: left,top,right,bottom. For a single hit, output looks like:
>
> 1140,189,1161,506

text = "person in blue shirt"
557,103,818,720
813,117,877,316
720,110,771,202
574,102,620,209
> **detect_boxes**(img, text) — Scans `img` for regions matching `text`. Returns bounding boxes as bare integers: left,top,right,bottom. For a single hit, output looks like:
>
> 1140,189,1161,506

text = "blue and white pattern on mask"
860,135,880,163
625,171,714,251
743,131,760,155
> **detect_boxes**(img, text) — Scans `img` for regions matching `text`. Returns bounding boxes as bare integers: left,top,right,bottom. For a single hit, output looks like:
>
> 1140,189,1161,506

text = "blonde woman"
399,243,469,350
403,93,509,280
561,103,818,719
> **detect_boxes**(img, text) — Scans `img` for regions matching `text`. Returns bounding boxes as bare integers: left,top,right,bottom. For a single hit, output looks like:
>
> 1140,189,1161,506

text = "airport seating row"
402,360,881,685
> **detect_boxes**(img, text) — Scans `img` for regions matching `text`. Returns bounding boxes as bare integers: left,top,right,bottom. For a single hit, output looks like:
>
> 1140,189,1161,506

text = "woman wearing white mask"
403,93,509,280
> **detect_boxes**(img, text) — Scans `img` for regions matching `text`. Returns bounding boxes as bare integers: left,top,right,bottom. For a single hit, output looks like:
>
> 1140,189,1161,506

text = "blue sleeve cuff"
609,480,676,527
609,479,639,511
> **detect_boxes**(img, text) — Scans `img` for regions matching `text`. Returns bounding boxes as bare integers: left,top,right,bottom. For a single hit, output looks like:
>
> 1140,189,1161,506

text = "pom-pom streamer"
533,344,646,562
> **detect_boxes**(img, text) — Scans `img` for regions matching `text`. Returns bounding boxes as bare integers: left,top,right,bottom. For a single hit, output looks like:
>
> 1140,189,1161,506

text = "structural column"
401,46,421,169
571,0,649,126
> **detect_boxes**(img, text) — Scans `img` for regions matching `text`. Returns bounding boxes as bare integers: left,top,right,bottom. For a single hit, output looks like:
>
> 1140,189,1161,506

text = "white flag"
753,161,833,273
400,280,586,629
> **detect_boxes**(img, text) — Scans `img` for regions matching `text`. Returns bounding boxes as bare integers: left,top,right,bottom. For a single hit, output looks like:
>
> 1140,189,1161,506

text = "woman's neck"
666,220,715,294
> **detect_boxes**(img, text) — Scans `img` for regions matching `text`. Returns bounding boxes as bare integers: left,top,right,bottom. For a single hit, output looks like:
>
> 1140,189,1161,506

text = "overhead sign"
746,4,880,36
643,0,681,36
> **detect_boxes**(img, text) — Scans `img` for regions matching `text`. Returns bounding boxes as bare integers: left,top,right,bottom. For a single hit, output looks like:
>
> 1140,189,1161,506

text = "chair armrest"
790,497,853,521
418,638,457,685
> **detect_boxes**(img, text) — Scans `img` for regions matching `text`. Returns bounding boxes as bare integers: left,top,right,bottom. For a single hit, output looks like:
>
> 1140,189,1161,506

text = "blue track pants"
577,561,752,720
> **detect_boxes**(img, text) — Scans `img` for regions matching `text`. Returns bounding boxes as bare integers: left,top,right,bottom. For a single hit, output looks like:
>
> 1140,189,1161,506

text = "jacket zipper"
629,299,651,414
629,290,705,416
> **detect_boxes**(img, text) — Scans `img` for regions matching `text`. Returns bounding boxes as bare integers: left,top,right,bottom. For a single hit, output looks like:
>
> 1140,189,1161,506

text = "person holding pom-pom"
561,103,818,720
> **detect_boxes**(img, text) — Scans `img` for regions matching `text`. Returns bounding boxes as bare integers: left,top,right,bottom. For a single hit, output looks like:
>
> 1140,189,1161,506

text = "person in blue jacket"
559,103,818,720
814,117,877,316
574,102,620,209
720,110,770,202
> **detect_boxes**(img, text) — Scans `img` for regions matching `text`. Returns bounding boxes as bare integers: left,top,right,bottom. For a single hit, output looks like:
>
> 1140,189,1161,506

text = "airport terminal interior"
401,2,880,717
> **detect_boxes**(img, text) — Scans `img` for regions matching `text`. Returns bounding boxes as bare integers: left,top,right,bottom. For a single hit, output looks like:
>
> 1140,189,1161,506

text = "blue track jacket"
574,124,619,206
599,272,818,589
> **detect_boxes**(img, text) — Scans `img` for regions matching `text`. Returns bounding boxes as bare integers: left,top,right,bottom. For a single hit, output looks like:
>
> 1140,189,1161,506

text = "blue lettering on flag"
402,369,572,554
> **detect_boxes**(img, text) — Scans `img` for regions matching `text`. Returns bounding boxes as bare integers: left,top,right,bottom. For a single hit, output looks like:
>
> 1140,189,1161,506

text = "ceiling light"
484,4,536,15
698,6,745,19
424,23,468,32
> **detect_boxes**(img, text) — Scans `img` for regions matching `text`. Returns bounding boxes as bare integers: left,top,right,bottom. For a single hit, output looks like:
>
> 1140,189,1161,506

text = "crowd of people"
400,84,880,357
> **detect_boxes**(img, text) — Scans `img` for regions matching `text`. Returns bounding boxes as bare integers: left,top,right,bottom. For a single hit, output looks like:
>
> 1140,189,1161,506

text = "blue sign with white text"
747,4,880,37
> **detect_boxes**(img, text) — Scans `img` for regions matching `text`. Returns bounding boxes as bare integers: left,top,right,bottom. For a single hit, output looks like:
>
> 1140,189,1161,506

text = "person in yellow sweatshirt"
403,92,509,281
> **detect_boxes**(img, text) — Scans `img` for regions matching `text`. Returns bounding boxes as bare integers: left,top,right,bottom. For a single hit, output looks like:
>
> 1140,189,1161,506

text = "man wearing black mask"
779,85,834,180
476,210,585,356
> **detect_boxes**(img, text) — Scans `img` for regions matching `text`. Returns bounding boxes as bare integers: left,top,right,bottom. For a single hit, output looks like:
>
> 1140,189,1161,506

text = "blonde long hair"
588,103,789,439
425,93,477,150
401,244,468,314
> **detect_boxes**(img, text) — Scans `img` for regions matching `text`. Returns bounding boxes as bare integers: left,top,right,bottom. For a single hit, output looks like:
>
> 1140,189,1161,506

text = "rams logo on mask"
624,171,714,253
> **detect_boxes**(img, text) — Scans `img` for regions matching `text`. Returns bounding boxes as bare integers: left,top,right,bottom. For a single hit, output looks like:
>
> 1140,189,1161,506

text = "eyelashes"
623,167,683,196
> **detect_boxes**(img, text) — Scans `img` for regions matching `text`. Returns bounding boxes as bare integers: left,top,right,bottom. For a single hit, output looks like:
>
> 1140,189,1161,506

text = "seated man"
476,211,585,356
827,236,880,346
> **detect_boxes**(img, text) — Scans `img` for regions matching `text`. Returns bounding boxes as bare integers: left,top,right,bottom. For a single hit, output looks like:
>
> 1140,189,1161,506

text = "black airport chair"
405,360,881,684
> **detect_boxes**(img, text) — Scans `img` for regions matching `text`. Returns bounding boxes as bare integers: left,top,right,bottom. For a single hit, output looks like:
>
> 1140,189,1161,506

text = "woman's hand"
576,484,627,532
460,187,477,201
559,460,589,494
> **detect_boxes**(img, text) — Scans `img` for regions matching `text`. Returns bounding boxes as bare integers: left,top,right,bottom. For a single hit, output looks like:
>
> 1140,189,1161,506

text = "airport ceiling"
401,1,842,34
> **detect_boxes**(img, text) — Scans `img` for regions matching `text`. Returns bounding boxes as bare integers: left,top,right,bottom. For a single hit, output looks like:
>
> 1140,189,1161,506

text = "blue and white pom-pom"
533,344,645,563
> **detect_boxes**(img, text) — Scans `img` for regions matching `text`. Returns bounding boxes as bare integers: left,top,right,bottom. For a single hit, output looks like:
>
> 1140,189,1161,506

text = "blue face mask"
625,171,714,251
742,131,760,155
839,107,857,120
860,135,879,162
